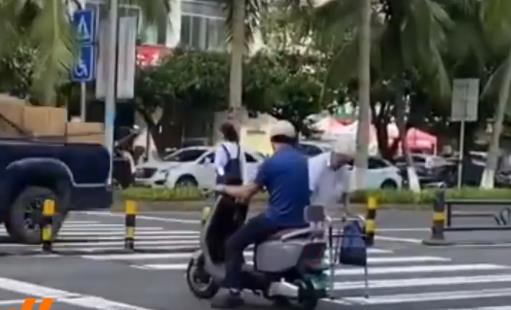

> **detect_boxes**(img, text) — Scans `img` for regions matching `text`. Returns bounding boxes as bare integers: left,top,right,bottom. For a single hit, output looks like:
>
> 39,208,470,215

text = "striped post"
365,196,377,246
125,200,137,250
42,199,55,253
423,191,452,245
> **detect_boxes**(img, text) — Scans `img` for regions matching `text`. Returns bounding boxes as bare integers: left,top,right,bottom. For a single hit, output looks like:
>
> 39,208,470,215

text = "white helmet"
270,120,297,139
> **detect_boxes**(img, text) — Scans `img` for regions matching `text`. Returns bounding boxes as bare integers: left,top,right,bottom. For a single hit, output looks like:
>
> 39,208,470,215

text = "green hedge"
121,186,511,205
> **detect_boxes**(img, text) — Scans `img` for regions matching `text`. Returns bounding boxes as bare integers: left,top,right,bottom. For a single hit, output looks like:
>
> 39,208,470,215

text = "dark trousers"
224,213,280,290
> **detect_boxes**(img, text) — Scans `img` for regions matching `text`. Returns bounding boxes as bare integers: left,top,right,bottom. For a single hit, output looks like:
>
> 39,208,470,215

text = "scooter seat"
267,229,309,241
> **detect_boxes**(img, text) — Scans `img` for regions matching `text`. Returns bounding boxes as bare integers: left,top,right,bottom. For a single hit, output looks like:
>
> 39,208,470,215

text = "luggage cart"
326,214,370,299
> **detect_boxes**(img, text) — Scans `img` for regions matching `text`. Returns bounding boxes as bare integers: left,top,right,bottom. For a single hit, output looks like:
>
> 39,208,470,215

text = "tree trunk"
481,48,511,189
396,88,420,192
353,0,372,191
228,0,245,131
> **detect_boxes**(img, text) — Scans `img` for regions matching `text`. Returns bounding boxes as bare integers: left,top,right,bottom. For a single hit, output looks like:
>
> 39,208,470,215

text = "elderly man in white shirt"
308,141,354,217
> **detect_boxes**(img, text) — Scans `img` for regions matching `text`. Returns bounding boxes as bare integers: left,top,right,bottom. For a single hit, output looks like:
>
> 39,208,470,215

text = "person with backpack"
214,122,247,186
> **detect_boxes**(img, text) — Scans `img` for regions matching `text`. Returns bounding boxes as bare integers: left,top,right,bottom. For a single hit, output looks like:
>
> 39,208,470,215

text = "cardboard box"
66,122,105,145
0,95,28,137
22,106,67,137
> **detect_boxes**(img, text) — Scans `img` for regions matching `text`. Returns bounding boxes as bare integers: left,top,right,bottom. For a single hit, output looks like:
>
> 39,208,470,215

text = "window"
180,14,226,51
164,149,206,162
368,158,389,169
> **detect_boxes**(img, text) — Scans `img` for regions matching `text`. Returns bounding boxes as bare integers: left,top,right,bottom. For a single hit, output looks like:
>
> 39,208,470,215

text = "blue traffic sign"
73,9,95,44
72,45,95,82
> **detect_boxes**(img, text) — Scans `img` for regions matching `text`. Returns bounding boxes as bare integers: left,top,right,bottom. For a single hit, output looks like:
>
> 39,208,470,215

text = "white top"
213,141,248,184
308,152,351,210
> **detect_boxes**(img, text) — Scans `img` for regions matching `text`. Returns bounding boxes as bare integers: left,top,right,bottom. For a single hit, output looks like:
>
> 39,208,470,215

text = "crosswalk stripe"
441,307,511,310
342,287,511,305
334,274,511,290
82,252,254,261
58,227,164,232
53,240,200,247
335,264,508,276
74,245,200,253
365,256,451,264
57,235,198,241
49,231,199,237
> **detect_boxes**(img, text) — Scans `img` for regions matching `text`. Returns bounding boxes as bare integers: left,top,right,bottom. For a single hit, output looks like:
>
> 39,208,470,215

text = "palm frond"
128,0,170,24
29,0,76,104
224,0,269,45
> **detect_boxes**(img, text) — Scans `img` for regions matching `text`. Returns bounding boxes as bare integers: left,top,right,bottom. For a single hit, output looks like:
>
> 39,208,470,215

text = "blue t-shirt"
254,146,310,227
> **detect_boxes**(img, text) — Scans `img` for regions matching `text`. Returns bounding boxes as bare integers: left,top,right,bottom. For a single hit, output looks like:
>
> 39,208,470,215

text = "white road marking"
75,245,200,252
54,231,199,237
376,228,429,232
334,274,511,290
0,276,154,309
335,264,508,276
441,307,511,310
375,235,423,244
0,299,33,305
85,212,201,224
366,256,451,264
57,235,198,241
53,240,200,247
342,287,511,305
81,248,393,261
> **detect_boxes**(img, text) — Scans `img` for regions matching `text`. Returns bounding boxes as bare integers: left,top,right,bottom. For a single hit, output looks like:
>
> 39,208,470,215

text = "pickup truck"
0,138,112,244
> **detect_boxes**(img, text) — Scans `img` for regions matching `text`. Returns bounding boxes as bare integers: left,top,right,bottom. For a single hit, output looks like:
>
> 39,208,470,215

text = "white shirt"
308,152,351,210
213,141,248,184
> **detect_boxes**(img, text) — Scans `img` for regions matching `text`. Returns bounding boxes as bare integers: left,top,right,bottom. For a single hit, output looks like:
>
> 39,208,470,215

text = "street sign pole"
451,78,479,189
80,82,86,121
457,120,465,189
105,0,119,185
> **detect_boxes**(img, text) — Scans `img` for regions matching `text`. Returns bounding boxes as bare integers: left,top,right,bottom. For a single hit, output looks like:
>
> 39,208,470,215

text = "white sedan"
134,146,263,190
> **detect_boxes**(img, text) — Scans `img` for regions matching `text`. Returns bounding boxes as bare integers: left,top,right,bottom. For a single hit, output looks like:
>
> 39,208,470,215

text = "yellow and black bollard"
365,196,377,246
41,199,55,253
125,200,137,250
423,191,452,245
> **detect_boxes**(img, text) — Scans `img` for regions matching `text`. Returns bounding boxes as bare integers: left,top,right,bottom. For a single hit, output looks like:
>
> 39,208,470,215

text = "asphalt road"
0,209,509,310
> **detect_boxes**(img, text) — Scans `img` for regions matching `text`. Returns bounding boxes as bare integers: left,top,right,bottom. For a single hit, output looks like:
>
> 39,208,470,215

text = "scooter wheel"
185,257,219,299
296,279,320,310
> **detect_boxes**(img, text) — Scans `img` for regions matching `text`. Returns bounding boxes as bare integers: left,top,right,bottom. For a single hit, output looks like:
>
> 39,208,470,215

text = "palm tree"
0,0,169,104
223,0,267,129
311,0,453,192
479,0,511,189
353,0,371,190
227,0,245,129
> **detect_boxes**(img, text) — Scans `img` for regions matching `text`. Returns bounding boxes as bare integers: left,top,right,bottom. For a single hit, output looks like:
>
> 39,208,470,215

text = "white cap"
333,139,356,156
270,120,296,139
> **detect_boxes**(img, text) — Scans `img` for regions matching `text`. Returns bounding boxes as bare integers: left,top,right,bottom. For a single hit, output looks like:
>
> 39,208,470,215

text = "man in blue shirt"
212,120,310,308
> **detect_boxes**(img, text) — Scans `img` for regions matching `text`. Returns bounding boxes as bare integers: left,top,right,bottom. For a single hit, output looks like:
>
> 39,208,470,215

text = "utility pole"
105,0,118,185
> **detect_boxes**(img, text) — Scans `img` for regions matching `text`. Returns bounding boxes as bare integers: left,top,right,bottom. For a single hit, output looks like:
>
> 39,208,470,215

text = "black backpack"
218,144,242,185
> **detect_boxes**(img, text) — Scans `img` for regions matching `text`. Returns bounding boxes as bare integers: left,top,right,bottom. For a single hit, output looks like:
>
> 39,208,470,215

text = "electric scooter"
185,193,330,309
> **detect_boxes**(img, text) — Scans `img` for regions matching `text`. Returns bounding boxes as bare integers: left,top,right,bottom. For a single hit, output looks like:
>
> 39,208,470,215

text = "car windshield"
163,149,206,162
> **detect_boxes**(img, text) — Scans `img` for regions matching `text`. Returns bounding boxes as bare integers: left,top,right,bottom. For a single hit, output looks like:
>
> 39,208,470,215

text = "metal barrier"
424,191,511,245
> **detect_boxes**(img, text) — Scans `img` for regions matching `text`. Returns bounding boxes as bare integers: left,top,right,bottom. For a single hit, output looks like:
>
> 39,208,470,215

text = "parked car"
395,154,456,188
356,157,403,190
134,146,264,189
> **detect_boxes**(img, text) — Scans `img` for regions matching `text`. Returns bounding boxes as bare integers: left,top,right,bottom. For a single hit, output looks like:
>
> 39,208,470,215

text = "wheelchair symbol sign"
72,45,95,82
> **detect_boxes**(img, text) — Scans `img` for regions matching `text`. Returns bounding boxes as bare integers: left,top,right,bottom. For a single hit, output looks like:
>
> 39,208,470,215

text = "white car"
343,157,402,190
362,157,403,189
134,146,263,189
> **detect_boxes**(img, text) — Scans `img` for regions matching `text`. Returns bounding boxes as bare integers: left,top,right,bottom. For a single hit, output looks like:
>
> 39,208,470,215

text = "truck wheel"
5,186,68,244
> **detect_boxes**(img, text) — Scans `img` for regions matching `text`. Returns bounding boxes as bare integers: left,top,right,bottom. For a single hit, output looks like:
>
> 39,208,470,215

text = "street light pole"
105,0,118,185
